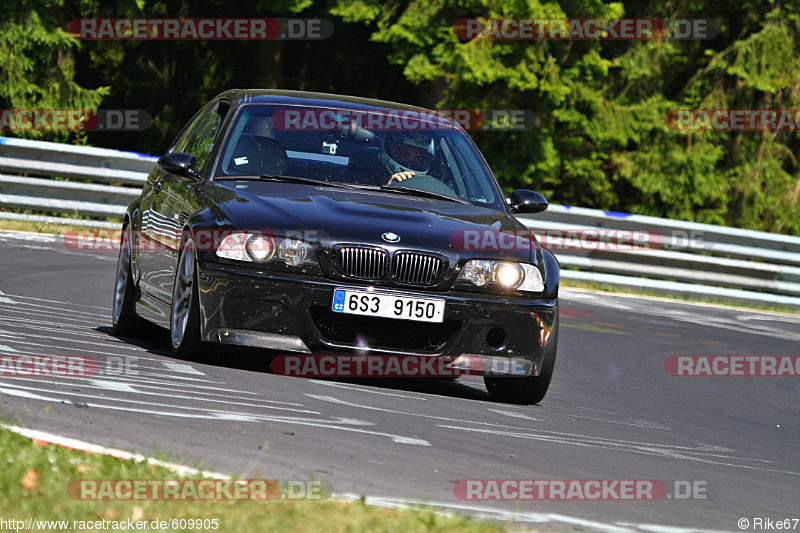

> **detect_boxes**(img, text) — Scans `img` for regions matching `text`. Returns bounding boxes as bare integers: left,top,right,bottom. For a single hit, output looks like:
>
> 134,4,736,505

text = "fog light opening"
486,327,506,350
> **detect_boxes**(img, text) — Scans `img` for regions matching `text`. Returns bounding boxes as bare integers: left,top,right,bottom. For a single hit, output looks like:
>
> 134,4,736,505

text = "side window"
448,135,495,204
182,110,222,170
437,137,468,199
169,104,212,154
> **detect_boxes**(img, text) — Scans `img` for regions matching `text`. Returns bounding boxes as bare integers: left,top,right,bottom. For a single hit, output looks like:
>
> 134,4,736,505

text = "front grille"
339,247,388,279
393,252,443,284
310,306,460,352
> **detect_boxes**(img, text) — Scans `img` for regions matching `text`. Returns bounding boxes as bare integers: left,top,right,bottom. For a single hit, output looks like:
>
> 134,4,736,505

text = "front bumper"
196,261,557,376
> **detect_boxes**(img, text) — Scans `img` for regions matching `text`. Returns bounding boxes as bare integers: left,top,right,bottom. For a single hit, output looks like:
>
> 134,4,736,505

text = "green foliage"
0,0,109,142
358,0,800,234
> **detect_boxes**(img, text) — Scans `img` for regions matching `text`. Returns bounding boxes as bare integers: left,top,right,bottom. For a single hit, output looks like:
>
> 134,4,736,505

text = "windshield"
214,104,505,210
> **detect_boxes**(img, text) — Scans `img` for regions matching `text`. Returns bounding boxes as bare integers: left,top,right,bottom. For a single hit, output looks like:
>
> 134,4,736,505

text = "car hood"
208,181,536,263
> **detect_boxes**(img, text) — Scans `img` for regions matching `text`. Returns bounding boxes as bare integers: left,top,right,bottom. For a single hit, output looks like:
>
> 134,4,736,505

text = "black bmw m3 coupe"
112,89,559,404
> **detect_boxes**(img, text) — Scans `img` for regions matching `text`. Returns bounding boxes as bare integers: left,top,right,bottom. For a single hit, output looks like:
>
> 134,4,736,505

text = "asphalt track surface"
0,229,798,531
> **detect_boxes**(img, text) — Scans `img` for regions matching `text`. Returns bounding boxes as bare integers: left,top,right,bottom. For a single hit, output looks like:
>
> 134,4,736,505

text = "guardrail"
515,207,800,308
0,136,154,223
2,137,799,309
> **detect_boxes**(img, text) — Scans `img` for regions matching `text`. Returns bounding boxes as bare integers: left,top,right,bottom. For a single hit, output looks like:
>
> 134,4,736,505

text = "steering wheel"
388,175,459,198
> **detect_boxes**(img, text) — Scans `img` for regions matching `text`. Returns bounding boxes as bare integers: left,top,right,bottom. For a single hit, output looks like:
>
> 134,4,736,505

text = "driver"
381,131,435,185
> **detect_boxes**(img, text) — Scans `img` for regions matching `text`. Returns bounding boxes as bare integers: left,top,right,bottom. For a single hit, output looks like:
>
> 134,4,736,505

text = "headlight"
494,263,524,289
277,239,311,266
216,233,249,262
461,260,493,286
246,235,276,262
458,260,544,293
216,232,315,267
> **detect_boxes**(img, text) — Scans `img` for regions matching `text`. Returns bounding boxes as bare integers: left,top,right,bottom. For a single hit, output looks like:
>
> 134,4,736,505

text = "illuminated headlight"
277,239,311,266
458,260,544,293
246,235,276,262
216,233,315,267
494,263,524,289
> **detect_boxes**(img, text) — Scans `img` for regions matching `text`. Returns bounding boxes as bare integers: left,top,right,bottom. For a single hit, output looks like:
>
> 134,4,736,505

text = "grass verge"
560,278,800,316
0,218,114,235
0,425,505,532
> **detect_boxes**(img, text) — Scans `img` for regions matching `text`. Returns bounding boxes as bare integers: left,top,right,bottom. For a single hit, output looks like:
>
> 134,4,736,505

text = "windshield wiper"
220,174,354,189
259,174,357,188
378,185,470,204
220,175,469,202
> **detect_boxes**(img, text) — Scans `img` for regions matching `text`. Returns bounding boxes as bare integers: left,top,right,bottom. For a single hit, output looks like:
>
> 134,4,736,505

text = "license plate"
332,288,446,323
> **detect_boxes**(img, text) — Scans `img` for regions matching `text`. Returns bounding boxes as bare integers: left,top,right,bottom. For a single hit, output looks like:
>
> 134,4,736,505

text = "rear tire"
112,225,147,337
170,233,206,360
485,312,559,405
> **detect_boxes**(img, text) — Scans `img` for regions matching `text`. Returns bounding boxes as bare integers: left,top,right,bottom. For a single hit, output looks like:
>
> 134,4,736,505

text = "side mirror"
510,190,549,214
157,152,201,180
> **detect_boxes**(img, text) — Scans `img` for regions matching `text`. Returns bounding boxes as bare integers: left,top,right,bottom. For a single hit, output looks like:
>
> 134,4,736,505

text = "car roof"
214,89,439,114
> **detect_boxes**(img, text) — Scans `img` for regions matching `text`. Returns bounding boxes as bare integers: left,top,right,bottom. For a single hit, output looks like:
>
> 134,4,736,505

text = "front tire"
170,234,205,359
112,225,146,336
485,312,559,405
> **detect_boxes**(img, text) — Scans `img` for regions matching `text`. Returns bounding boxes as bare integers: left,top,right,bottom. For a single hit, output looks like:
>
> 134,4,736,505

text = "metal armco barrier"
515,208,800,308
0,136,154,221
1,137,799,309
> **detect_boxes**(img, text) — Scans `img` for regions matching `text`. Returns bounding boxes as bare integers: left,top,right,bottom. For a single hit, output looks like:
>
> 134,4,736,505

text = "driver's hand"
387,171,415,185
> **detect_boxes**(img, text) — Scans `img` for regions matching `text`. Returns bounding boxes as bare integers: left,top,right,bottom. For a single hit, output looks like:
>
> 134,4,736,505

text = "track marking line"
89,380,138,393
593,321,625,329
563,322,628,335
306,393,556,431
0,375,308,409
0,381,318,415
486,408,539,421
0,293,108,312
336,494,732,532
0,296,108,317
161,361,205,375
0,371,281,401
0,290,16,304
309,380,427,399
0,387,433,445
438,425,799,476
